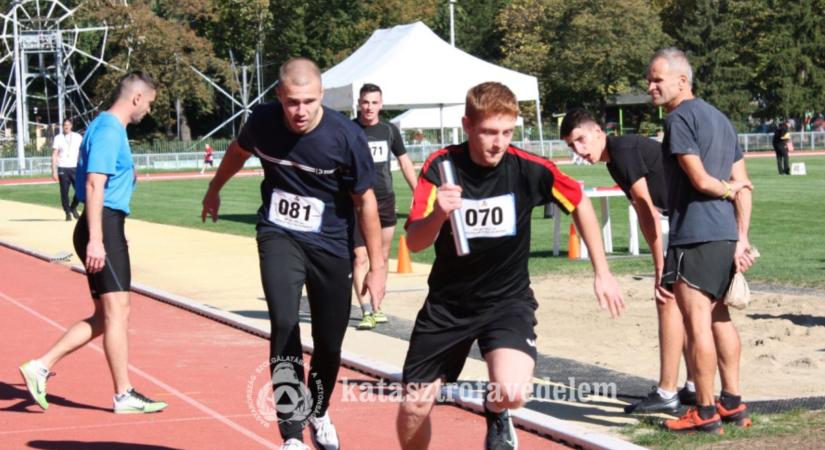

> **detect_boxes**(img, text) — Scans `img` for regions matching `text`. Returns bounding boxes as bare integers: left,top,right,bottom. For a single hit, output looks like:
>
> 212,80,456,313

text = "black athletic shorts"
661,241,736,300
402,296,538,384
353,194,397,246
73,207,131,299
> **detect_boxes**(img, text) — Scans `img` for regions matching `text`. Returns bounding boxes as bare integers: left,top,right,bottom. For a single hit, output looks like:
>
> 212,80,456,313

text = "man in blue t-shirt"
20,72,168,415
648,48,757,435
201,57,385,450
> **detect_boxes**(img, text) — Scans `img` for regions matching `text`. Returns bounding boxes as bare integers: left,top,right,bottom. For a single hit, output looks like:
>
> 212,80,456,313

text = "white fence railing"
2,133,823,177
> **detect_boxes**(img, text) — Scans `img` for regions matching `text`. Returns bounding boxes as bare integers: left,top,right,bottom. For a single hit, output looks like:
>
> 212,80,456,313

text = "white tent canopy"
321,22,543,147
390,105,524,130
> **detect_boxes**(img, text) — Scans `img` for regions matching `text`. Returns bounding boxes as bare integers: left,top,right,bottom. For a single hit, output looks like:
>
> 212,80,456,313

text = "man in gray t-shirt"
648,48,757,435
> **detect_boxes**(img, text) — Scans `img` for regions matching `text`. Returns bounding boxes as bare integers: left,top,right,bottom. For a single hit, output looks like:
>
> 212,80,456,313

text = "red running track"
0,246,564,449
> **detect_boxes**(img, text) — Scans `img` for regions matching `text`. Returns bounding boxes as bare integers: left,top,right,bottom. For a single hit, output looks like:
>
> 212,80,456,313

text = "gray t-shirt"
663,98,743,245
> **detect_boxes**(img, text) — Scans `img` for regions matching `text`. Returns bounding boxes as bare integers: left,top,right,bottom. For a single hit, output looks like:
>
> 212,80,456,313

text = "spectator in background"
200,143,214,174
772,120,791,175
51,119,83,221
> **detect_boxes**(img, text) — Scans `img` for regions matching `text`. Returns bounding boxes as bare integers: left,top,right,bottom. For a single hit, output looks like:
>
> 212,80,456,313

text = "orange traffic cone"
397,235,413,274
568,223,580,260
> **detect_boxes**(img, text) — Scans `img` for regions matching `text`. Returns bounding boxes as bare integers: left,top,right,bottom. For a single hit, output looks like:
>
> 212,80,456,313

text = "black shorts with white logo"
73,207,131,299
661,240,736,300
402,296,538,384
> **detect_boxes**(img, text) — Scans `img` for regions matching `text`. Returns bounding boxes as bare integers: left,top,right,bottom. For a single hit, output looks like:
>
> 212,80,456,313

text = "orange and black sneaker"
716,401,753,428
662,408,724,435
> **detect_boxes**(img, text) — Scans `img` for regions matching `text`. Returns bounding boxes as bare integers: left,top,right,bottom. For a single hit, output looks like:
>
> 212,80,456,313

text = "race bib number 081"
268,189,324,233
369,141,389,163
460,194,516,239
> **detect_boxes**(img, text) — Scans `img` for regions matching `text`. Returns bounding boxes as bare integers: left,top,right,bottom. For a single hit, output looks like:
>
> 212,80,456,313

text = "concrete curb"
1,239,645,450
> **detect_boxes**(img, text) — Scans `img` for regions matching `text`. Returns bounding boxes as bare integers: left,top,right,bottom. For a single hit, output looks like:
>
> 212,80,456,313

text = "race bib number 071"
369,140,390,163
268,189,324,233
460,194,516,239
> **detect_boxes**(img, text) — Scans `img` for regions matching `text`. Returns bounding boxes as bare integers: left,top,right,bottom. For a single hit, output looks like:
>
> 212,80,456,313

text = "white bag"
723,272,751,309
723,247,759,309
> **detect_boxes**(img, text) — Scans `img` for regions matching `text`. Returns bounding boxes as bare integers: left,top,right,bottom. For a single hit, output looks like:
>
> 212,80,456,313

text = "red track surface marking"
0,247,565,449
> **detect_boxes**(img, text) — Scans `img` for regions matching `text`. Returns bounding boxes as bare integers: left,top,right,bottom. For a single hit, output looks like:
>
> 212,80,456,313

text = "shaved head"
115,71,157,102
278,58,322,87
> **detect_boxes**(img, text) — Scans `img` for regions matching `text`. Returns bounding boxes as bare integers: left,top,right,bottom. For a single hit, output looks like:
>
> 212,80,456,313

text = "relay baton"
438,160,470,256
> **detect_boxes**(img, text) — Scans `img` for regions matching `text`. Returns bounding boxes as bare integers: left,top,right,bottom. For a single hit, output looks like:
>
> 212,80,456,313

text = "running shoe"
280,439,309,450
113,388,168,414
309,413,339,450
678,385,697,406
716,401,752,428
357,312,376,330
662,408,723,435
484,407,518,450
624,386,681,414
19,360,50,410
373,309,388,324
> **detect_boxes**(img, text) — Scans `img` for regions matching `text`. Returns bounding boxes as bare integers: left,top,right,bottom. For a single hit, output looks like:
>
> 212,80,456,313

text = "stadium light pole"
12,0,26,172
449,0,456,47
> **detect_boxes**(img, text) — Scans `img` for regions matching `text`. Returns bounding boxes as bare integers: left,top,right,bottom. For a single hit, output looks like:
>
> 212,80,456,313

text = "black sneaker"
65,212,72,221
484,405,518,450
71,208,80,219
624,386,681,414
678,386,697,406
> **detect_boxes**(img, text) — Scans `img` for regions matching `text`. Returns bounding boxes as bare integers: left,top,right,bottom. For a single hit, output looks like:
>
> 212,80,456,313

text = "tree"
499,0,669,114
431,0,511,62
79,0,229,139
661,0,763,126
748,0,825,120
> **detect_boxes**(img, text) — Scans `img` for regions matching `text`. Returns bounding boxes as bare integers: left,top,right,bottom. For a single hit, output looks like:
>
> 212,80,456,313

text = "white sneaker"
19,360,50,410
280,438,310,450
113,388,168,414
309,413,340,450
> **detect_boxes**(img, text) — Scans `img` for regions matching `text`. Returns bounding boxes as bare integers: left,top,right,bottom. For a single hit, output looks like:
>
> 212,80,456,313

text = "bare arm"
397,154,418,191
676,154,751,198
51,148,59,181
201,141,252,222
84,172,108,274
405,184,462,252
571,196,625,318
352,188,387,306
627,179,673,303
730,159,755,272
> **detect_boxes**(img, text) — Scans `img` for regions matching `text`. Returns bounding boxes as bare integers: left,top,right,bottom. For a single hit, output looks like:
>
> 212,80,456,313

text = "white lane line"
0,413,256,436
0,290,278,450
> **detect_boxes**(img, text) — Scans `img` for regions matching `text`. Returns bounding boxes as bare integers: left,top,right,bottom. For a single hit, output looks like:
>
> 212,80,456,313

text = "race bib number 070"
268,189,324,233
460,194,516,239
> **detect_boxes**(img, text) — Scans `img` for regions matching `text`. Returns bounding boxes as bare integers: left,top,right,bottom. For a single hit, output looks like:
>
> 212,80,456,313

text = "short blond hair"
465,82,519,123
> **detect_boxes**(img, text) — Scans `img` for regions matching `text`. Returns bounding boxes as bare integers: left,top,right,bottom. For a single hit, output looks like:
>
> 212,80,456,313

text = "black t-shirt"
354,119,406,199
406,144,582,308
238,103,375,258
605,135,668,214
773,125,789,153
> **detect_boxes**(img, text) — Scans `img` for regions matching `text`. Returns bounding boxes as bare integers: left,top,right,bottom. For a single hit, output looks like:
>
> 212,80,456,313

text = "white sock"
685,381,696,392
657,387,677,399
31,359,48,373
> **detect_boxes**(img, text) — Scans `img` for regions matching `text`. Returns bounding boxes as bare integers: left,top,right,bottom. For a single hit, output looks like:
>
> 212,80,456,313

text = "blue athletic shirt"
75,112,135,215
237,102,375,258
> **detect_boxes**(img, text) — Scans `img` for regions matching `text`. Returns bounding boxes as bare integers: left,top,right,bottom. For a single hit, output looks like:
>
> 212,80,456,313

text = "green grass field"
1,156,823,287
622,408,825,449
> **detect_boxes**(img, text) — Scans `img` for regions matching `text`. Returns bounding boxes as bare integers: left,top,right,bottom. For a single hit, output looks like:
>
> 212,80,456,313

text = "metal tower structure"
0,0,120,171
